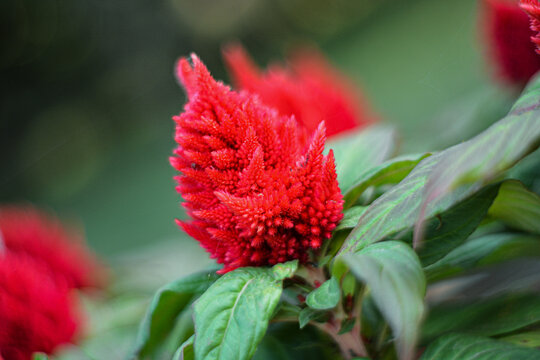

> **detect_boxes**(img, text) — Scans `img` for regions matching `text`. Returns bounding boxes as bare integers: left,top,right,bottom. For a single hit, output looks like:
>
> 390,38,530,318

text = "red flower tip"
0,206,106,289
172,56,344,273
0,254,79,360
521,0,540,53
482,0,540,85
222,43,374,138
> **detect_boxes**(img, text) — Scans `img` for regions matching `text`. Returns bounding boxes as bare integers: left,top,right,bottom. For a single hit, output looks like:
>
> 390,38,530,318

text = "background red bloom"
482,0,540,86
0,254,79,360
0,206,105,289
223,44,374,138
172,55,343,273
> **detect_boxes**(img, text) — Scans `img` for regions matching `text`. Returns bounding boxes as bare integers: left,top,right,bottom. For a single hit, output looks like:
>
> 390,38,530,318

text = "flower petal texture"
0,206,105,289
483,0,540,86
521,0,540,53
0,254,79,360
223,44,373,137
172,55,344,273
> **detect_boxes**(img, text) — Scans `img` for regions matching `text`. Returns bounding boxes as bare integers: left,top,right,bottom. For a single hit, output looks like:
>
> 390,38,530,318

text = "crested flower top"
171,55,344,273
223,44,373,137
482,0,540,86
0,254,79,360
0,206,105,289
521,0,540,53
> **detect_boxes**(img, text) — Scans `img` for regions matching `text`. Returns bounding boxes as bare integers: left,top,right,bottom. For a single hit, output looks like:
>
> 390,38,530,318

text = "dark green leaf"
340,77,540,255
327,124,397,193
306,277,340,310
425,233,540,282
343,153,431,208
502,331,540,348
420,333,540,360
338,318,356,335
193,261,297,360
336,206,367,231
488,180,540,234
173,335,194,360
132,270,219,358
343,241,425,360
298,307,327,329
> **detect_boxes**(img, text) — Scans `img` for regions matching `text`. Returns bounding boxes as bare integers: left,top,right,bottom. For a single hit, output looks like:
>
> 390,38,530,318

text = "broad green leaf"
193,261,297,360
343,153,431,208
415,183,500,266
298,307,326,329
306,277,340,310
502,331,540,348
173,335,195,360
422,294,540,342
343,241,425,360
488,180,540,234
420,333,540,360
132,270,219,358
340,77,540,255
425,233,540,282
327,124,397,193
336,206,367,231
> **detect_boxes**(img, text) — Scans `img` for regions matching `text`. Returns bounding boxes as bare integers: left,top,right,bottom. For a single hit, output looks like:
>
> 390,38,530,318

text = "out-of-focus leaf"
132,270,220,358
422,294,540,343
340,76,540,255
501,331,540,348
327,124,397,193
193,261,297,360
173,335,194,360
420,333,540,359
298,307,326,329
343,241,425,360
425,233,540,282
336,206,367,231
343,153,431,208
416,183,500,266
306,277,340,310
32,354,49,360
488,180,540,234
338,318,356,334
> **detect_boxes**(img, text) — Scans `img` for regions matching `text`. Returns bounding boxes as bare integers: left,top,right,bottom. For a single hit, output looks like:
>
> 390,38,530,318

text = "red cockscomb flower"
482,0,540,86
521,0,540,52
0,206,105,289
223,44,373,138
171,55,344,273
0,254,79,360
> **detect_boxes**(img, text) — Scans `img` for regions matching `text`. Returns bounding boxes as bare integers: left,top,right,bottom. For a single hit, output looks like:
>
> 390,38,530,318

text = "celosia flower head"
171,55,344,273
482,0,540,85
521,0,540,52
0,206,105,289
0,254,79,360
223,44,373,138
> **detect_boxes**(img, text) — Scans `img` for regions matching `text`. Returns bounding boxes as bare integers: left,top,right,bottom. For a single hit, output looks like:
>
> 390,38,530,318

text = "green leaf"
488,180,540,234
501,331,540,348
193,261,297,360
32,354,49,360
425,233,540,282
343,241,425,360
327,124,397,193
336,206,367,231
173,335,195,360
306,277,340,310
132,270,219,358
338,318,356,335
422,294,540,342
343,153,431,208
340,77,540,255
298,307,327,329
420,333,540,360
416,183,500,266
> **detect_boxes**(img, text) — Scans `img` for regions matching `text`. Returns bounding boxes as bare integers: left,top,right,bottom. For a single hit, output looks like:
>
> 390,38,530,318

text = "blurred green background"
0,0,513,261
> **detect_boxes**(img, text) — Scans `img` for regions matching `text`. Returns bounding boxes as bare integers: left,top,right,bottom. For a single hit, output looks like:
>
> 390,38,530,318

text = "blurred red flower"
171,55,343,273
223,44,374,138
482,0,540,86
0,254,79,360
0,206,105,289
521,0,540,52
